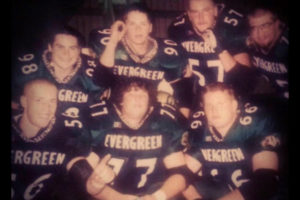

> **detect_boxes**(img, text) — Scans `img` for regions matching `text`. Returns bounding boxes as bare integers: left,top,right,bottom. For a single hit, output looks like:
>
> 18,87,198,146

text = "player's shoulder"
88,26,112,56
151,103,186,128
155,37,187,68
89,99,114,127
168,13,193,41
278,25,289,49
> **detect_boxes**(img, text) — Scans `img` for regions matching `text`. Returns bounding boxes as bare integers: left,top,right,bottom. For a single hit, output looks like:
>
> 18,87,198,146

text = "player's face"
48,34,81,70
22,83,58,129
203,90,238,131
121,86,150,120
187,0,217,33
249,12,280,48
125,11,153,45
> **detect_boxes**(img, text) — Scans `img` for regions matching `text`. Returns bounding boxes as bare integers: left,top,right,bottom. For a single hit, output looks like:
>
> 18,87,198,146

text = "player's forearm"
92,185,137,200
218,50,237,72
99,41,118,68
217,189,245,200
156,174,187,200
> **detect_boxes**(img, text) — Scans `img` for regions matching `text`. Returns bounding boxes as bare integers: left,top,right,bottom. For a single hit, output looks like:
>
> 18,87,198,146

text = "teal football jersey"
187,102,281,199
89,100,186,194
11,114,91,200
247,27,289,100
12,50,106,123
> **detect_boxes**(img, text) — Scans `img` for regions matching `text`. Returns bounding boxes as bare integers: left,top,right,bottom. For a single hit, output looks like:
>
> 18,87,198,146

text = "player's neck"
210,115,237,140
19,117,40,139
126,37,153,56
52,64,74,79
115,105,153,130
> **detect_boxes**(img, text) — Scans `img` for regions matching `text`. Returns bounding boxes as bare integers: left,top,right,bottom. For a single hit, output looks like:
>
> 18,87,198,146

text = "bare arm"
99,20,126,67
217,150,279,200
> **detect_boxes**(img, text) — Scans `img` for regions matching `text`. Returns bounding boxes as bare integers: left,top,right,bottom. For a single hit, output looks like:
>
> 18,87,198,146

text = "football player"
168,0,256,113
246,6,288,100
182,82,281,200
88,3,190,118
87,78,193,200
11,25,107,124
11,79,93,200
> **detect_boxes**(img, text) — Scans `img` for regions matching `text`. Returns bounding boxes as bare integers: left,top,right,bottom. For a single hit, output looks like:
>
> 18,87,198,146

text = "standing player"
182,82,281,200
168,0,255,112
11,79,92,200
11,25,106,124
88,78,192,200
88,3,189,117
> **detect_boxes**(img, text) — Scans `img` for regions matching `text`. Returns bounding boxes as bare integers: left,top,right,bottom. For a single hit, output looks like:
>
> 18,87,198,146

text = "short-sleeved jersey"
247,27,289,100
186,102,281,199
88,100,186,194
11,114,91,200
168,3,250,105
11,50,106,122
88,28,187,106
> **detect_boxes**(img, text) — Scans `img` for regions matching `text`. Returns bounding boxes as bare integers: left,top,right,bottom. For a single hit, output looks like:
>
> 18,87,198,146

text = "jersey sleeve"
238,102,281,154
215,5,248,55
167,13,191,42
88,27,112,58
156,38,187,82
11,51,44,102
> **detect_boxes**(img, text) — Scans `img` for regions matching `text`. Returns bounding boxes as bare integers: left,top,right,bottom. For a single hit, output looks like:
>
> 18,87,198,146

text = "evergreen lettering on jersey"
11,150,66,165
253,56,287,74
201,148,245,162
104,134,162,150
58,89,88,103
113,65,165,81
182,41,215,53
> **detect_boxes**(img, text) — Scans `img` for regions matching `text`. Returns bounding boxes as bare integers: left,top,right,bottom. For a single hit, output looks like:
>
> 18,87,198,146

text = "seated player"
182,82,282,200
168,0,256,112
11,25,106,124
11,79,92,200
87,78,193,200
88,3,189,118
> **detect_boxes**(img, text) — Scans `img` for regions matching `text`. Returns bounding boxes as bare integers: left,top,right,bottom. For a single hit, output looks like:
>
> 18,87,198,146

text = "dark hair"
246,3,278,21
120,2,154,24
47,25,85,47
111,77,157,110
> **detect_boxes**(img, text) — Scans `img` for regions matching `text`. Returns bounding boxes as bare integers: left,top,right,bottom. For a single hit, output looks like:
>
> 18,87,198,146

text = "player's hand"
157,79,174,95
86,154,115,196
201,29,217,49
138,195,156,200
183,63,193,78
110,20,126,45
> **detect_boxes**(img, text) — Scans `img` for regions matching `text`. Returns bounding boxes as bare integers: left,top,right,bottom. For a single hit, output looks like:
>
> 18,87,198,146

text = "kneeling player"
183,82,281,200
88,78,193,200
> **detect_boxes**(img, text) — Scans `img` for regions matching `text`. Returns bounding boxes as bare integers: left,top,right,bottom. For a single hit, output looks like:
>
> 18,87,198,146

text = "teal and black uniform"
88,28,188,107
89,100,186,194
168,3,255,108
12,50,106,123
11,114,91,200
186,102,281,199
247,26,289,100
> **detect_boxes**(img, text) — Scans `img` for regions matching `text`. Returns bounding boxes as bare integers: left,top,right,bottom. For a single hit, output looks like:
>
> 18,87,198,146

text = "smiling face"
21,81,58,129
124,10,153,45
120,86,150,121
203,90,238,132
248,10,280,49
187,0,218,33
48,34,81,71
